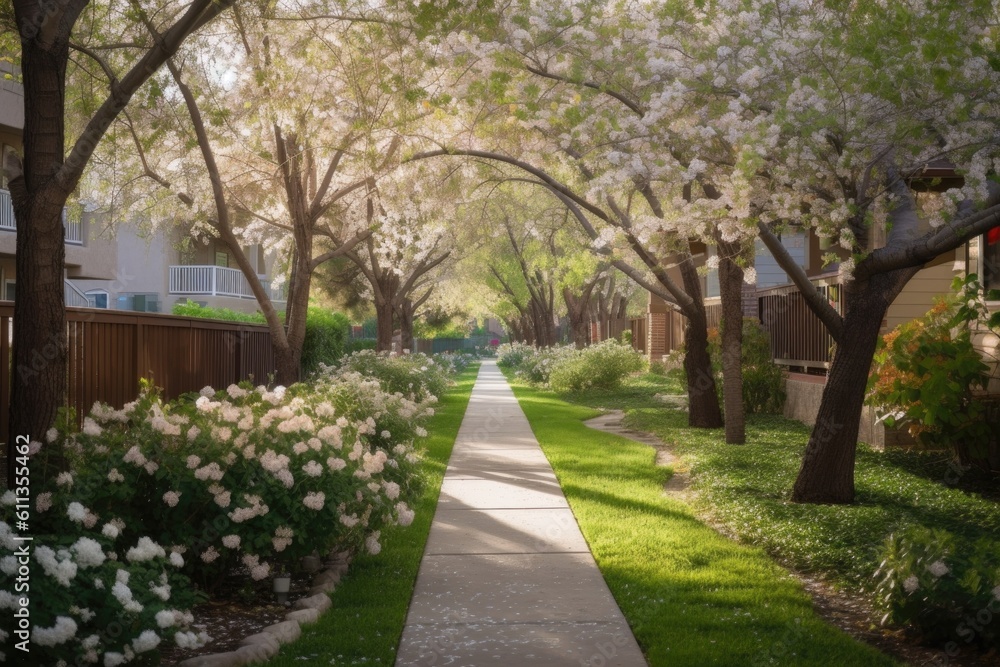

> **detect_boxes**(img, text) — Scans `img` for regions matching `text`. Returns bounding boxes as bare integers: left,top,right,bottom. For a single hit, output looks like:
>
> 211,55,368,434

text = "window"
3,279,13,301
984,228,1000,291
86,290,109,309
215,251,229,268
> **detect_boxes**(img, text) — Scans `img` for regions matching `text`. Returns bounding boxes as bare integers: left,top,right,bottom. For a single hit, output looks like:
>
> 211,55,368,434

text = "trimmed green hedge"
172,301,349,374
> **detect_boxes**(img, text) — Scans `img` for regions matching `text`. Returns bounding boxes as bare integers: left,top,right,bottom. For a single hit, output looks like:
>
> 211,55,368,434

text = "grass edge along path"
506,376,899,667
265,362,480,666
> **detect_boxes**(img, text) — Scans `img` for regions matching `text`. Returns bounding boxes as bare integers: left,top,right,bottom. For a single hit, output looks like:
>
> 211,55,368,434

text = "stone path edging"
174,551,352,667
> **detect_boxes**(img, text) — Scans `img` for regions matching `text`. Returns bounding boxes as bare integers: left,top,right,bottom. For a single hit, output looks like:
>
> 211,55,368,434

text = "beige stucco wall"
0,66,24,135
0,212,118,281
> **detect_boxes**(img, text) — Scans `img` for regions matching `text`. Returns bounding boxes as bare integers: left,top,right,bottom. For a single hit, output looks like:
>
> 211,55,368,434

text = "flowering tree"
562,260,607,349
341,177,457,352
456,179,635,349
406,0,775,430
725,0,1000,502
98,7,421,383
3,0,241,483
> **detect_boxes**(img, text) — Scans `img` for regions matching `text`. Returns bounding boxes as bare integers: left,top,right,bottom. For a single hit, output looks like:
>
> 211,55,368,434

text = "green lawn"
622,389,1000,591
507,374,898,667
266,363,480,666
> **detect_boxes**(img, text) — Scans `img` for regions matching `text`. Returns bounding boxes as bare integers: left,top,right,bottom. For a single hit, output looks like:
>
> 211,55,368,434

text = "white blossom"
32,616,78,647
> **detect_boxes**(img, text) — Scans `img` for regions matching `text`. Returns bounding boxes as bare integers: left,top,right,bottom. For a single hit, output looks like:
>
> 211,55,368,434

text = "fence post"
235,327,244,382
135,316,144,393
1,314,9,451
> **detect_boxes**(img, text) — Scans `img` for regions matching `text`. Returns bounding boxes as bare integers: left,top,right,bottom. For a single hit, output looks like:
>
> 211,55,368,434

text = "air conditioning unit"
119,293,162,313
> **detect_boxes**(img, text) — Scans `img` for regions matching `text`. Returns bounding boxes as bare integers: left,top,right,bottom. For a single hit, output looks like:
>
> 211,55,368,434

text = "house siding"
883,249,960,332
754,232,809,288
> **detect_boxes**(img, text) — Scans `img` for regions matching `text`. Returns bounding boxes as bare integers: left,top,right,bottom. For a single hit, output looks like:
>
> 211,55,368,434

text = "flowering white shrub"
332,350,451,401
517,345,578,385
874,525,1000,650
0,514,206,666
496,341,537,369
1,357,456,664
498,340,645,390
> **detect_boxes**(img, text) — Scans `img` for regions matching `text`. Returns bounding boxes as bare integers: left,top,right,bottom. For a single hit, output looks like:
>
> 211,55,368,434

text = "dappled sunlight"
508,377,896,666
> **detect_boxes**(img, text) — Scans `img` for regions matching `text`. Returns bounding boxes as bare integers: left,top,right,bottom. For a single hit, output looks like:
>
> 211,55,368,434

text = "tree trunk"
539,295,557,346
7,29,73,486
717,236,746,445
399,298,415,353
521,313,536,345
679,259,724,428
273,341,299,388
791,272,908,503
375,301,394,353
683,311,725,429
276,262,311,385
529,300,546,347
544,284,558,346
10,196,68,484
595,288,609,341
564,288,591,350
503,316,523,343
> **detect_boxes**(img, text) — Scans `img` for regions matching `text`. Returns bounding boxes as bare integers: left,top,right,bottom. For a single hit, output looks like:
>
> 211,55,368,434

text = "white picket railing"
1,189,83,245
0,189,14,233
169,265,286,304
64,280,91,308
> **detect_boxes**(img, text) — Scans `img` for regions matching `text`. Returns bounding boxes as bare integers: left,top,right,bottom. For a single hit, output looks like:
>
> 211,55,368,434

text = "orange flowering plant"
867,275,999,467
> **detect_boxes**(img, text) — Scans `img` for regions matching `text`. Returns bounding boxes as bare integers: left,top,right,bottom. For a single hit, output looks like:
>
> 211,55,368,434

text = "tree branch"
309,229,372,270
59,0,236,191
524,64,644,116
757,220,844,342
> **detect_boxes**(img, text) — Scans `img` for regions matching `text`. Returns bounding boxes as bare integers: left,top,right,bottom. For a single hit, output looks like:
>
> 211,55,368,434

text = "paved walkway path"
396,361,647,667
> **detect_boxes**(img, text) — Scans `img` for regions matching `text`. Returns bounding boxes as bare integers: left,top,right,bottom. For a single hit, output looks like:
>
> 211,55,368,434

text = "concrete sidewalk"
395,361,647,667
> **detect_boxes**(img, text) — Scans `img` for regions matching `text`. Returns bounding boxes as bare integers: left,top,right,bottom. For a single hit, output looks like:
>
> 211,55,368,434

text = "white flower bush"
0,351,457,665
874,525,1000,650
0,517,205,665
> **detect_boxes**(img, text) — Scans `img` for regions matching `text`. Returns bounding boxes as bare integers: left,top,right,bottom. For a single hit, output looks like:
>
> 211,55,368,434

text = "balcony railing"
169,265,286,303
757,272,843,371
0,188,83,245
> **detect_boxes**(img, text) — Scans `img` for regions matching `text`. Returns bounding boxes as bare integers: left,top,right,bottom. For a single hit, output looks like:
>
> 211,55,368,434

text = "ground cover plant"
0,352,468,665
550,369,1000,656
266,362,480,666
505,372,897,666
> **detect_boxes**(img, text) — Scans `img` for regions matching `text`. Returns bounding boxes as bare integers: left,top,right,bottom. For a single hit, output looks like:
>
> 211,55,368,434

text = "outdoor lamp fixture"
273,572,291,604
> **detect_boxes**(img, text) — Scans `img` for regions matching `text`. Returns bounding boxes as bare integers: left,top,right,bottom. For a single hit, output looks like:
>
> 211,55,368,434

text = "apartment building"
0,64,285,316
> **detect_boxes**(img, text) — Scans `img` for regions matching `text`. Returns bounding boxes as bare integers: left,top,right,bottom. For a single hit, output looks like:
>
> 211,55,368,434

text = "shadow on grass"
507,375,899,667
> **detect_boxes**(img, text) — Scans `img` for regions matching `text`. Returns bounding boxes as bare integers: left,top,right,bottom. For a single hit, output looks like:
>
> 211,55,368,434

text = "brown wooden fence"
0,303,275,445
630,317,647,353
757,274,843,370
